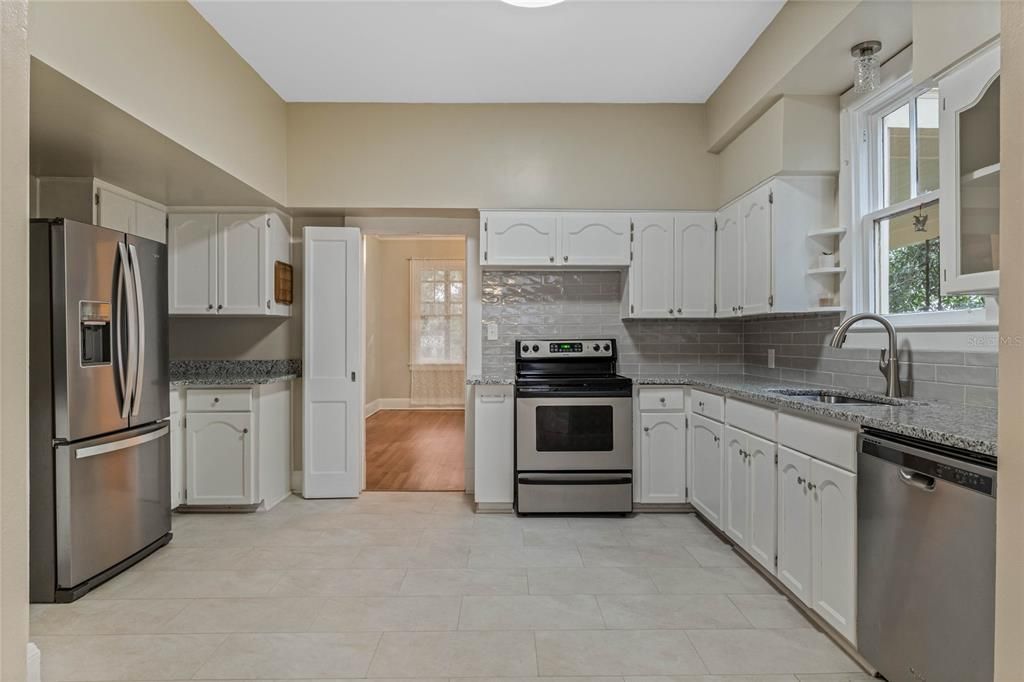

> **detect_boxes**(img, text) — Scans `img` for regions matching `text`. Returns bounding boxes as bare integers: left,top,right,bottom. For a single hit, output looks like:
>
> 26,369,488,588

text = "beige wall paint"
0,0,30,677
365,238,466,405
706,1,857,151
287,103,718,210
168,317,295,360
717,95,839,206
29,1,288,205
995,2,1023,676
364,236,383,406
912,0,1000,84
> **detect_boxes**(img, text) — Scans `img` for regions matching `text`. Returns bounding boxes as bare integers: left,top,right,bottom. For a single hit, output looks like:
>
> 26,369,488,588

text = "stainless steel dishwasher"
858,430,996,682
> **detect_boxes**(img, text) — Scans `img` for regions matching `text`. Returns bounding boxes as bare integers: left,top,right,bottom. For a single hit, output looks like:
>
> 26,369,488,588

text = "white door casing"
304,226,363,498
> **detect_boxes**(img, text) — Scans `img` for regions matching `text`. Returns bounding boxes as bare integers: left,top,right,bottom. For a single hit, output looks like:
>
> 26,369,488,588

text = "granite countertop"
467,372,997,458
465,375,515,386
632,374,997,460
170,359,301,387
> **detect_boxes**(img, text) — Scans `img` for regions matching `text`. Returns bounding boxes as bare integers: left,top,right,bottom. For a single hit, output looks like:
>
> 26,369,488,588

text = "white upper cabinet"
559,213,631,266
35,177,168,243
639,411,687,504
168,210,291,317
739,185,773,316
715,203,741,317
218,213,266,315
480,211,630,267
689,412,723,529
630,214,675,318
628,212,715,319
940,44,1000,295
674,215,716,317
168,213,217,315
481,212,559,266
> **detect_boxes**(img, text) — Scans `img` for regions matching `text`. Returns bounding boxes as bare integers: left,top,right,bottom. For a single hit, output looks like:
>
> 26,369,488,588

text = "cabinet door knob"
797,476,805,485
563,255,569,262
676,308,682,314
217,304,223,310
207,304,213,311
713,435,720,443
213,397,219,403
659,397,666,403
242,428,248,434
807,482,816,490
643,426,650,432
549,256,555,263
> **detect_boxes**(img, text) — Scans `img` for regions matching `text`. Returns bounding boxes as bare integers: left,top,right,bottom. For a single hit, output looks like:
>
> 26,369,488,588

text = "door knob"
549,256,555,263
644,426,650,432
659,397,666,403
242,428,248,434
207,304,213,311
217,304,223,310
563,256,569,262
213,397,220,403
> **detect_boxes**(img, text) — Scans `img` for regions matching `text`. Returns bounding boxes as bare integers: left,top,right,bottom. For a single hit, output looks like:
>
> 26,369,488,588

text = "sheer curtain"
409,259,466,407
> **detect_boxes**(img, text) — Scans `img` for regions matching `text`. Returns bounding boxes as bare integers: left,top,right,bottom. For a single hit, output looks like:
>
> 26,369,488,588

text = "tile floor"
31,492,872,682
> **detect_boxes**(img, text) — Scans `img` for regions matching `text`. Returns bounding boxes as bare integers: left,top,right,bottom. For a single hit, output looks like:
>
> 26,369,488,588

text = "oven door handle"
518,474,632,485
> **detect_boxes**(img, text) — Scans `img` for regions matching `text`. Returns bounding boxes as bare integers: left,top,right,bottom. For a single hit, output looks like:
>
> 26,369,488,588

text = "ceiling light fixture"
851,40,882,93
500,0,565,7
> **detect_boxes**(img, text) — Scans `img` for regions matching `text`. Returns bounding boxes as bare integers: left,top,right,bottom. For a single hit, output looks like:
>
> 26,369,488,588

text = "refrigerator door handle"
116,242,138,419
75,424,170,459
128,243,145,416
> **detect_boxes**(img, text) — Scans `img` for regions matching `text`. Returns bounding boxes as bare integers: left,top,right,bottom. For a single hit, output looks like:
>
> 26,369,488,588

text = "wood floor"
365,409,465,491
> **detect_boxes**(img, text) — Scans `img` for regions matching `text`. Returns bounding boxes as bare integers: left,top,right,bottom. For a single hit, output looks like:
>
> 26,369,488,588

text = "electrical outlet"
768,348,775,369
486,323,499,341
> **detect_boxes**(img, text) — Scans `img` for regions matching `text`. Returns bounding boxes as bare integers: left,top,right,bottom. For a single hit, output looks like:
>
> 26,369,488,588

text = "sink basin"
765,388,903,406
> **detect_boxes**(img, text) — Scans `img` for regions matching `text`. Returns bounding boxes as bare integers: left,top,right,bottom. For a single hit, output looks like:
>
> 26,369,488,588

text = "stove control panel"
517,339,616,359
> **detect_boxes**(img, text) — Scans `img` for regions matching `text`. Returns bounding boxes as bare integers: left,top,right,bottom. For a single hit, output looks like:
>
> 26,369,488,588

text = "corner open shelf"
807,227,847,238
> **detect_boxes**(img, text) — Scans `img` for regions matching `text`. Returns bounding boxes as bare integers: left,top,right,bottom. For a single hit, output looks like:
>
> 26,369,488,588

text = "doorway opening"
363,235,467,491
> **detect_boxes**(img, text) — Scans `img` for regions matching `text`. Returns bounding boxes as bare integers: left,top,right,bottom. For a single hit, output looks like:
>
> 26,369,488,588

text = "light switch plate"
486,323,499,341
768,348,775,369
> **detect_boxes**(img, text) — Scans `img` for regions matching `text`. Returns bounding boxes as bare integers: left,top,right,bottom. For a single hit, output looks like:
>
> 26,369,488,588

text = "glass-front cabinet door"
940,44,1000,294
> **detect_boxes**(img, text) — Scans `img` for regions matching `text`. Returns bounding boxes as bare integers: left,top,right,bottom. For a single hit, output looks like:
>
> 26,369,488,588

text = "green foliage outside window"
887,238,984,313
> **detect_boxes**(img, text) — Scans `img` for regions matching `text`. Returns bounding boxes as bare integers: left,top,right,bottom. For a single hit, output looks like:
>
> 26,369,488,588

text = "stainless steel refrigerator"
30,218,171,603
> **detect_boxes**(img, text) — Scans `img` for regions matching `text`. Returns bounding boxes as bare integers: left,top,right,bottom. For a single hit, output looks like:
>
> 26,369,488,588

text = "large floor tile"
34,634,225,681
135,546,255,571
654,514,710,530
87,570,282,599
647,566,778,595
473,515,569,531
527,567,658,595
243,546,359,570
350,546,470,568
523,527,629,548
622,527,720,549
419,527,525,548
399,568,528,595
794,674,875,681
269,569,406,596
567,515,664,530
163,597,322,633
728,595,812,629
579,545,699,568
195,632,381,679
468,546,583,568
319,528,425,546
684,544,747,568
598,594,751,629
367,631,538,678
536,629,708,676
30,600,187,635
626,676,798,682
309,596,462,631
686,629,863,675
459,594,605,630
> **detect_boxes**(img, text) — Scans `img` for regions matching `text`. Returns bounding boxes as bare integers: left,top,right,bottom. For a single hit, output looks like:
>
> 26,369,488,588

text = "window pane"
876,201,983,314
916,89,940,194
882,103,912,206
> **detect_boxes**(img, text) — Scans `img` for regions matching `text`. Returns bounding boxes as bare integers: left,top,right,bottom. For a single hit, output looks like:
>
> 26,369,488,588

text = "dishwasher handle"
898,468,936,492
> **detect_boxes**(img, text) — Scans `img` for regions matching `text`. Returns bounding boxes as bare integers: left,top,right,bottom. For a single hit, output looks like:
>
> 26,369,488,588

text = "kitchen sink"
766,388,907,406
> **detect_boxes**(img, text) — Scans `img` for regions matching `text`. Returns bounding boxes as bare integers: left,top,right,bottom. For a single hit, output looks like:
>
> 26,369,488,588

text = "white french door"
303,227,363,498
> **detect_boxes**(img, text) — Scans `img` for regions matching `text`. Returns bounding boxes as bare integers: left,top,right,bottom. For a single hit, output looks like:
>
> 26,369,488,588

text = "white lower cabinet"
688,413,723,528
473,385,515,507
179,382,293,510
169,388,186,509
724,426,776,573
638,411,686,503
186,411,255,506
776,444,857,644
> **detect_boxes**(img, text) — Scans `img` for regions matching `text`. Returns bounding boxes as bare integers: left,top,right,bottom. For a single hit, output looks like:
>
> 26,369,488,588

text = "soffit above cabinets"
190,0,784,103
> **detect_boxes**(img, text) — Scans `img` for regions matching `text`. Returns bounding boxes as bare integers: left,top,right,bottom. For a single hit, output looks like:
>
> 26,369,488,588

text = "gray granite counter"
170,359,301,387
466,375,515,386
632,374,997,459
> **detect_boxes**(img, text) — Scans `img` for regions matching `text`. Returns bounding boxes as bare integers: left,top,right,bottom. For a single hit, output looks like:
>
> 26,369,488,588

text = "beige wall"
995,2,1023,676
717,95,839,206
1,0,30,678
287,103,718,211
912,0,1000,84
365,238,466,405
168,317,295,360
29,1,288,205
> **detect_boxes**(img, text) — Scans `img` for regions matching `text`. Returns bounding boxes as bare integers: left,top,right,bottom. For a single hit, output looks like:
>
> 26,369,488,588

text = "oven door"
516,396,632,471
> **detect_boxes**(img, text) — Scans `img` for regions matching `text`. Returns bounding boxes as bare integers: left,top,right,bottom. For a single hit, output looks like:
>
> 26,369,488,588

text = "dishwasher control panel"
860,432,996,496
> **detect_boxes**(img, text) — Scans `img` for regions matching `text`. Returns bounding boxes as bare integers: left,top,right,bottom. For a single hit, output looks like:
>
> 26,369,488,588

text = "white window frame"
842,50,995,330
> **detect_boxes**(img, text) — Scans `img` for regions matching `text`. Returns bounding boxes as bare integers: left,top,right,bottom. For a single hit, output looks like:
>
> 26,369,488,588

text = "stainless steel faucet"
829,313,903,398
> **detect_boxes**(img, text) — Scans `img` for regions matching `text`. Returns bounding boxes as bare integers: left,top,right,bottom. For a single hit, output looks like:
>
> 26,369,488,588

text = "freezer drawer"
517,473,632,514
55,423,171,590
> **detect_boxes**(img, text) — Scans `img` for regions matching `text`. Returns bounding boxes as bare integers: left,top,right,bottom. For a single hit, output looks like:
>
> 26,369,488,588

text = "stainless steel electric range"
514,339,633,514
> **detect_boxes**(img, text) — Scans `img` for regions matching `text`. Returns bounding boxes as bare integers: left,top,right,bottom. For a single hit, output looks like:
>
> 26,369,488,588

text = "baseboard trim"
632,502,694,513
291,471,303,495
365,398,465,417
475,502,514,513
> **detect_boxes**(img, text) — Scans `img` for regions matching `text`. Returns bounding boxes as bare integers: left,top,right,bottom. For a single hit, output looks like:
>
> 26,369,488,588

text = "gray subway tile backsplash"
481,272,998,407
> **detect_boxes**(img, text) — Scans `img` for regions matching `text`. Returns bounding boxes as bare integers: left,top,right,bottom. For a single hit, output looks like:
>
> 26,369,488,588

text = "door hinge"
942,97,946,111
685,486,689,498
183,416,187,429
768,189,774,204
94,191,100,206
351,371,357,382
484,219,488,232
943,268,947,282
714,218,718,232
768,294,774,308
861,128,868,143
484,250,488,261
774,555,778,568
165,216,169,229
774,453,778,464
685,416,689,429
630,250,634,262
630,304,635,314
266,217,271,228
713,303,718,314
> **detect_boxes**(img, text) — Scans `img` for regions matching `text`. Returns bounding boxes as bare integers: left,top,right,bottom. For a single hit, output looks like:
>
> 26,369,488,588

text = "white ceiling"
191,0,785,103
